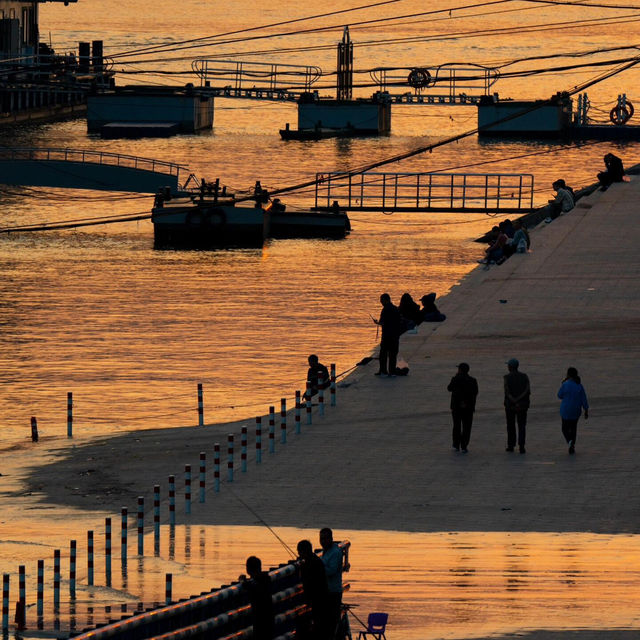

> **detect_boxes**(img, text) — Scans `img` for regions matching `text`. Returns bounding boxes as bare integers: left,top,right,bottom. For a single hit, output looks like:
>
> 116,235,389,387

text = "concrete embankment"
26,176,640,535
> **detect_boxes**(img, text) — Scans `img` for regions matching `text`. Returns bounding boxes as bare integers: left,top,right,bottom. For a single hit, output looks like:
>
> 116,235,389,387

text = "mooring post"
255,418,262,463
280,398,287,444
197,383,204,427
330,364,336,406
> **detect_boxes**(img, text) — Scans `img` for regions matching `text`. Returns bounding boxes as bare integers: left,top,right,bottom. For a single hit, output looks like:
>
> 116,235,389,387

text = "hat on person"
457,362,470,373
506,358,519,368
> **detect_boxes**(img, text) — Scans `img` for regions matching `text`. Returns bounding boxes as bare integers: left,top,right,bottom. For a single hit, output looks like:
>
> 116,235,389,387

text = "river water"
2,0,640,636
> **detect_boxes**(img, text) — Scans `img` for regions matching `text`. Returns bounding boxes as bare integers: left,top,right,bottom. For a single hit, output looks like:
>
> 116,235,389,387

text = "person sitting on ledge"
305,354,330,398
597,153,625,191
548,179,574,217
420,293,446,322
512,220,530,253
481,225,508,264
399,292,422,332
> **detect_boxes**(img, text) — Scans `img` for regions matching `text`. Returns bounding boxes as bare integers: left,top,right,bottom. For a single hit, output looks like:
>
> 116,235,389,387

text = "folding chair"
357,612,388,640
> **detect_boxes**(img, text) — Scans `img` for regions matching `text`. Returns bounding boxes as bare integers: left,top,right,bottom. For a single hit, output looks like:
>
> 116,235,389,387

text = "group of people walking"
240,527,347,640
447,360,588,454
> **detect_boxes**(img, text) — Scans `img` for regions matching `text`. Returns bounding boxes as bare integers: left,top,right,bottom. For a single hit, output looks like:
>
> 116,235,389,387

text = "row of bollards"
6,364,340,633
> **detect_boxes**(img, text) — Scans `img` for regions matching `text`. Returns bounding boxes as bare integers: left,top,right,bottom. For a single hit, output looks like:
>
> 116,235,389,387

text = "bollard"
185,465,191,515
121,507,128,567
17,565,25,629
53,549,60,612
227,434,234,483
295,391,301,434
137,497,144,556
241,427,247,472
105,517,112,584
318,373,325,417
87,531,94,586
69,540,76,599
269,406,275,453
255,417,262,464
31,416,38,442
330,364,336,406
199,452,206,503
2,574,8,633
306,382,312,425
197,383,204,427
169,476,176,525
280,398,287,444
213,445,220,493
165,573,172,604
153,485,160,550
37,559,44,622
67,391,73,438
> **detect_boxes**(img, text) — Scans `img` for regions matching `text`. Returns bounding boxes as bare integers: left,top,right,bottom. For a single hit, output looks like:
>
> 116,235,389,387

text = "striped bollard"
2,574,9,633
306,382,312,425
121,508,128,567
37,559,44,626
318,373,325,417
255,418,262,464
227,434,234,483
165,573,172,605
17,565,25,629
69,541,76,599
105,518,112,585
197,383,204,427
87,531,94,586
67,391,73,438
169,476,176,525
153,485,161,551
269,406,275,453
185,465,191,515
214,445,220,492
241,427,247,472
53,549,60,612
31,416,38,442
330,363,336,406
137,497,144,556
199,453,206,503
295,391,301,434
280,398,287,444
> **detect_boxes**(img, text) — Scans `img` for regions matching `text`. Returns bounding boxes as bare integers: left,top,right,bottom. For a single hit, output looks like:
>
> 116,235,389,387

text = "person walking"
372,293,402,377
447,363,479,453
557,367,589,455
504,358,530,454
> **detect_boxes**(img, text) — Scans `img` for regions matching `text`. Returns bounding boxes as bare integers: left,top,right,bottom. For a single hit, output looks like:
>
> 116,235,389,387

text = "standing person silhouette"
320,528,343,639
447,363,479,453
558,367,589,455
372,293,401,377
504,358,531,454
239,556,274,640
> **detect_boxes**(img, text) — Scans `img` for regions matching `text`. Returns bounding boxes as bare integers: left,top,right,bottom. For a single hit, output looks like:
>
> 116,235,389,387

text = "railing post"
137,497,144,556
227,434,234,482
214,444,220,492
184,465,191,514
255,418,262,463
330,364,337,406
87,530,94,586
2,574,9,633
269,406,276,453
154,485,160,551
169,475,176,524
105,517,112,584
121,507,128,567
241,427,247,472
280,398,287,444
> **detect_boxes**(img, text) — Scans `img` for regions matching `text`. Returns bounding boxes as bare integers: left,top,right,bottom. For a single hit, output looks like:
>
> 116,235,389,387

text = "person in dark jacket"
399,292,422,331
597,153,625,191
239,556,274,640
297,539,329,640
373,293,402,376
420,293,446,322
504,358,531,454
447,362,479,453
305,354,330,399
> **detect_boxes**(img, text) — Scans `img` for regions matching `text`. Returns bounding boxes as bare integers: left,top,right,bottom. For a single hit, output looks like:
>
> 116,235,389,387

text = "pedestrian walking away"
557,367,589,454
447,362,478,453
504,358,531,454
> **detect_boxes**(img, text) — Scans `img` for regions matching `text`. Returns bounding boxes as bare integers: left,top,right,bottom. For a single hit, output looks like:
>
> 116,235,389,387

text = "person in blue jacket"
557,367,589,455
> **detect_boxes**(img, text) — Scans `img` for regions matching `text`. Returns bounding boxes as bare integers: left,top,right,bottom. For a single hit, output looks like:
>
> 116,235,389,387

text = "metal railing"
315,171,535,212
0,147,187,178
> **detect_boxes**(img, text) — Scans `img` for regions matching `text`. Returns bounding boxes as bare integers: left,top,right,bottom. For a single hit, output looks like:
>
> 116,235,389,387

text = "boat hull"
152,202,350,248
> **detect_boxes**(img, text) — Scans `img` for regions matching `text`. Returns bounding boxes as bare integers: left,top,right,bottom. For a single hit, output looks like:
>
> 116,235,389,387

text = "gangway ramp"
315,171,535,213
0,147,187,194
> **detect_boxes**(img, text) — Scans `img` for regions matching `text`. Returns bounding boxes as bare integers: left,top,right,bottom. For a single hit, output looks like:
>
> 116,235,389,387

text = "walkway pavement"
29,176,640,536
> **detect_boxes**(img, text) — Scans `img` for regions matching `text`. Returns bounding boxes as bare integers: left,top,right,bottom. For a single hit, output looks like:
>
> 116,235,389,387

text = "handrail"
315,171,535,212
0,147,188,178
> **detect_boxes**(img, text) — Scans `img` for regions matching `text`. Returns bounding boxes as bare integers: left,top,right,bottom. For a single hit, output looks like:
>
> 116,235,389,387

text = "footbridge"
0,147,187,194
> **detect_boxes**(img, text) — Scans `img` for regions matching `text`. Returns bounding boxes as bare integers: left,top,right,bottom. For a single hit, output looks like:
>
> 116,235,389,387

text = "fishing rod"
229,488,298,560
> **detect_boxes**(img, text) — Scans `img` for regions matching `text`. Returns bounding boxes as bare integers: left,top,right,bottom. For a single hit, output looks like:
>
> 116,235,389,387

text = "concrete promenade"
28,175,640,537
